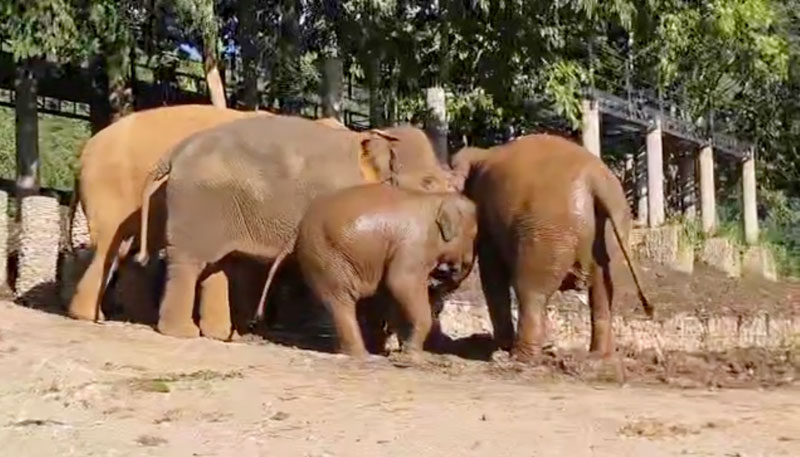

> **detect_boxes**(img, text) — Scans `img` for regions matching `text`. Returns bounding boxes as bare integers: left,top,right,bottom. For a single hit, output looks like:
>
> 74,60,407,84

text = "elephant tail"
65,174,81,254
135,157,172,266
590,168,654,318
250,242,294,327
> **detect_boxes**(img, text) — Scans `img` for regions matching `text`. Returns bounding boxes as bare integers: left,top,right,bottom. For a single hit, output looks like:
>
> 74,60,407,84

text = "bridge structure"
579,87,759,246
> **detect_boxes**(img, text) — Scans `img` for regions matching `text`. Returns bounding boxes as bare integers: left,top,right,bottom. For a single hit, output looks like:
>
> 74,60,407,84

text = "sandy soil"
1,301,799,457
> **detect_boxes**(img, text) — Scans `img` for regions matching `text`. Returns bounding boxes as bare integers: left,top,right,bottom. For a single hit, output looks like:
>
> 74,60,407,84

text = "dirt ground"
1,301,799,457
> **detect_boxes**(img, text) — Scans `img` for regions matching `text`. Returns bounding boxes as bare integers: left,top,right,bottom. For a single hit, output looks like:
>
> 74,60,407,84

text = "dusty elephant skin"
450,134,652,361
254,183,477,359
66,104,272,324
138,115,454,340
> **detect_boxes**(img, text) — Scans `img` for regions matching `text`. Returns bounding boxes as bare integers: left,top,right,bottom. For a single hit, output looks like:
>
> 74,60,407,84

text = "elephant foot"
199,319,234,342
388,349,429,368
588,348,616,360
157,319,200,339
584,353,626,384
510,343,548,364
67,302,105,322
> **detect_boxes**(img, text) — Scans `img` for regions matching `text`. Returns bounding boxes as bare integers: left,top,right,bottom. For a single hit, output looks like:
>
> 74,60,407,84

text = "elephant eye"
421,176,436,189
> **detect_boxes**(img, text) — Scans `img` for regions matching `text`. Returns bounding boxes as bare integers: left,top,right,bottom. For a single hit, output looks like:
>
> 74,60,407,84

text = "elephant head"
357,129,401,185
432,194,478,287
383,125,456,193
449,146,492,192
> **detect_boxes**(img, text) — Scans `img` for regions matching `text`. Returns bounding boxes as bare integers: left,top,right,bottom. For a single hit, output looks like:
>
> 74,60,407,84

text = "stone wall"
438,298,800,352
16,196,61,305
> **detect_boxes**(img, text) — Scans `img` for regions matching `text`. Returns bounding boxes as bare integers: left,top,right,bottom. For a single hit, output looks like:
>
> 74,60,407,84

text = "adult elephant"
450,134,652,360
137,114,453,339
66,104,272,323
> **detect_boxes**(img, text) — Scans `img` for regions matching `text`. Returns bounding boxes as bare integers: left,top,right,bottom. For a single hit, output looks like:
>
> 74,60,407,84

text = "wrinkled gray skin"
255,183,477,358
144,114,453,339
450,135,652,361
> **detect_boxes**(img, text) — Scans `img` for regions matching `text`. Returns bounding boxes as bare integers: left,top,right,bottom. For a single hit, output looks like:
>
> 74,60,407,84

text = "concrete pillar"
742,155,758,245
678,152,696,220
698,144,717,234
425,87,448,163
581,99,601,157
17,196,60,305
646,117,665,227
636,148,648,225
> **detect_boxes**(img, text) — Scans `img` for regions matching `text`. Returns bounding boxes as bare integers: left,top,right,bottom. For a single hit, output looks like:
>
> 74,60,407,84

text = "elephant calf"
254,183,478,359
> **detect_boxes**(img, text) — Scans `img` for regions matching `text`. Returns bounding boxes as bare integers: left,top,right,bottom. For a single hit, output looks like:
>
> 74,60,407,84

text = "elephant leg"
326,294,368,358
68,233,114,322
360,297,391,355
477,239,513,350
157,249,203,338
386,274,432,355
199,270,234,341
511,280,550,362
589,262,615,357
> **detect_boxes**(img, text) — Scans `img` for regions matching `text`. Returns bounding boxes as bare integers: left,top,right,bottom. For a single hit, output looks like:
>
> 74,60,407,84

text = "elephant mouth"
428,263,462,290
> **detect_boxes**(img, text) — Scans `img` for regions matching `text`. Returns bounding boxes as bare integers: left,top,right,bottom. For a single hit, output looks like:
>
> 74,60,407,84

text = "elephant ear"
358,129,400,185
436,198,461,243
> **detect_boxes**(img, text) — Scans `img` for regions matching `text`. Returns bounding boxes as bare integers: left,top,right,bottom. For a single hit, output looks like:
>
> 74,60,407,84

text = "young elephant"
254,183,478,358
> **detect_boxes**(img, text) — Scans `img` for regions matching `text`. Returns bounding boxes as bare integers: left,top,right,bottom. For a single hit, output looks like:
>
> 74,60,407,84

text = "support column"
678,152,696,220
698,144,716,234
581,99,601,157
636,147,648,225
646,117,665,227
742,154,758,245
425,87,448,163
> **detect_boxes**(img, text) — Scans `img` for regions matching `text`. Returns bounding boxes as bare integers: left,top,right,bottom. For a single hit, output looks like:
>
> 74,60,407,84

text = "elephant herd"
64,103,652,363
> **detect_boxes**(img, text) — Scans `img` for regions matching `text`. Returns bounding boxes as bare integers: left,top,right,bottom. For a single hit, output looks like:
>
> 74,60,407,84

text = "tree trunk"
277,0,302,114
386,59,399,126
15,59,40,198
366,55,383,128
202,7,226,109
89,54,112,134
237,0,259,110
320,56,343,120
107,42,133,122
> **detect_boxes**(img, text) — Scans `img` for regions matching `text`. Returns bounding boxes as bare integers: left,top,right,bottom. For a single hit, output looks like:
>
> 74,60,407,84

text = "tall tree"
0,0,82,196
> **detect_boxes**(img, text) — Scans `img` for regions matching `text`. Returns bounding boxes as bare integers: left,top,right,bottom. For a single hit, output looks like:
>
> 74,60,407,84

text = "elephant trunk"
589,169,654,319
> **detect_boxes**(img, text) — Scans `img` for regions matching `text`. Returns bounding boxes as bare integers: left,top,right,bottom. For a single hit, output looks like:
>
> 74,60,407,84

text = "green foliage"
759,189,800,276
0,0,83,62
0,107,88,191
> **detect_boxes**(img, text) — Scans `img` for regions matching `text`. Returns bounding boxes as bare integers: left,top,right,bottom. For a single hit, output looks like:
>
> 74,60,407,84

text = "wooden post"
742,153,758,245
581,99,601,157
646,116,665,227
425,87,448,163
698,144,716,234
679,151,696,220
